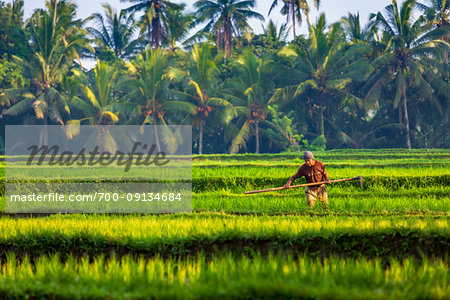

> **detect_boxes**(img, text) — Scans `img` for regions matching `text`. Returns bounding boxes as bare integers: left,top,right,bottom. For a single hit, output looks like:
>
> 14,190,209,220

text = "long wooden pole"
244,175,362,194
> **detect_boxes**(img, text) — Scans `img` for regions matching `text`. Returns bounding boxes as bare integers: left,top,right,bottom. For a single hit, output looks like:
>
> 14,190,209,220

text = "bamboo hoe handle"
244,175,362,194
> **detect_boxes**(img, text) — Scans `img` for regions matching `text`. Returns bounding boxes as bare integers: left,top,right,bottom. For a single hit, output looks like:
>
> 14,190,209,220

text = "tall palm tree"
3,0,92,128
174,43,233,154
272,14,371,139
418,0,449,27
418,1,450,132
165,6,194,51
227,49,277,153
67,62,130,126
341,12,377,43
417,0,449,62
193,0,265,57
262,19,290,47
87,3,141,59
268,0,320,38
121,0,184,49
66,62,135,152
366,0,449,149
244,20,290,57
121,48,196,151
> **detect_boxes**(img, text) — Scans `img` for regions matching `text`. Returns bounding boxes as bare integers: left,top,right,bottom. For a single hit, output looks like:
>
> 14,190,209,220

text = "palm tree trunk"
319,98,325,137
199,116,205,155
217,27,221,51
255,119,259,154
43,114,48,148
225,18,232,57
403,90,411,149
154,18,160,48
150,0,161,48
291,0,296,37
320,108,324,137
305,10,311,27
53,0,58,29
148,25,153,48
97,127,103,153
153,114,161,152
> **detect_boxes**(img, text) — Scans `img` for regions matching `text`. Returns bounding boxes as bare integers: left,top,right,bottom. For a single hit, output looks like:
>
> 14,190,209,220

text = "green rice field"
0,149,449,299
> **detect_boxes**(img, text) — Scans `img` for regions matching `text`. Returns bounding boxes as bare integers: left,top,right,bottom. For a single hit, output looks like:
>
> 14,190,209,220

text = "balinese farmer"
283,151,331,209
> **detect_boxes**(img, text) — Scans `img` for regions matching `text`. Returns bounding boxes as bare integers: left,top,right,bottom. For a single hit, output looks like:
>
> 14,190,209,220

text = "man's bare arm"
284,167,301,188
284,176,295,189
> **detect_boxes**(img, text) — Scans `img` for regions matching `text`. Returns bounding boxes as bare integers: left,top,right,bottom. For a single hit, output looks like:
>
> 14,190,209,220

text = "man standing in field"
284,151,330,209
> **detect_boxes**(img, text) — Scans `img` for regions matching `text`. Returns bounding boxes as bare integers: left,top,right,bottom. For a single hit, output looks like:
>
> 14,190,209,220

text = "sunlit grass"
0,214,447,239
193,166,450,178
0,253,447,299
0,150,449,298
194,187,450,213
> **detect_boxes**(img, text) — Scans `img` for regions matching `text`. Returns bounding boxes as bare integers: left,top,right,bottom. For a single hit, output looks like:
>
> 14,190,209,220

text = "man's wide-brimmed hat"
303,151,314,160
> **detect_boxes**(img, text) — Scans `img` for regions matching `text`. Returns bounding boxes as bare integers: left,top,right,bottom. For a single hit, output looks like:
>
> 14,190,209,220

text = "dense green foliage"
0,0,448,154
